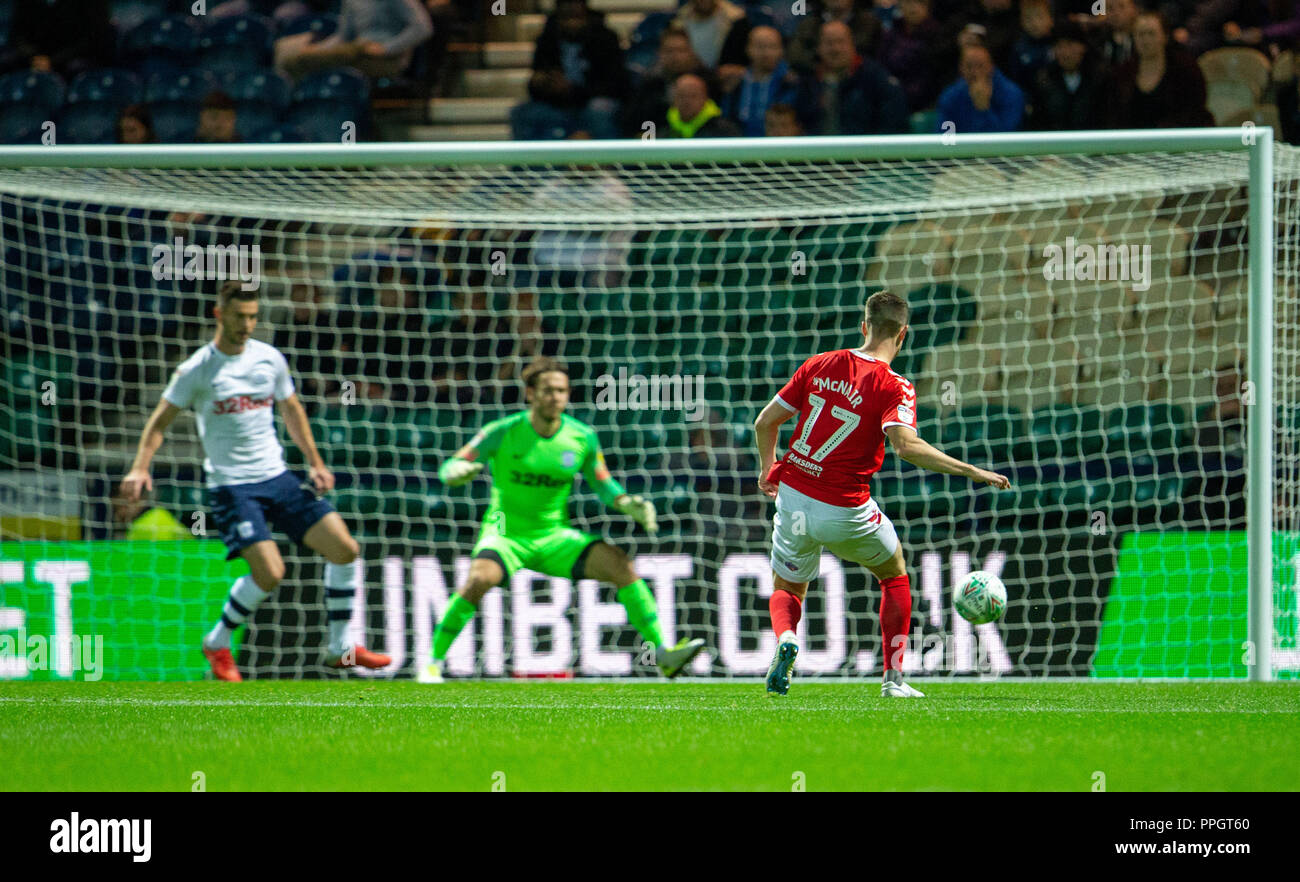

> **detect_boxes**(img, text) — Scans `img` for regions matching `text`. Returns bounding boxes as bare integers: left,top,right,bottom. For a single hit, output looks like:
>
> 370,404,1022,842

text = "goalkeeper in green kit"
418,356,706,683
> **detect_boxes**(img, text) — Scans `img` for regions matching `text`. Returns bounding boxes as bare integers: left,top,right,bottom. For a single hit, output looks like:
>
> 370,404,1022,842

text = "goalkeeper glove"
439,458,483,487
615,494,658,535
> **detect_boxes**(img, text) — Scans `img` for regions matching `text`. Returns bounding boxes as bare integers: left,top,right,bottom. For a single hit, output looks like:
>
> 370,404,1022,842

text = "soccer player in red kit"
753,291,1011,697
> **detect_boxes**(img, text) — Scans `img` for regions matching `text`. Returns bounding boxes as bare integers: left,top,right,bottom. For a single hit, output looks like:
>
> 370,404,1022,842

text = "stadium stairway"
385,0,664,142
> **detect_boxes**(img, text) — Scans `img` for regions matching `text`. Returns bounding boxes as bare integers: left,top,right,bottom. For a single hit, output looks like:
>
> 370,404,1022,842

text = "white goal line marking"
0,696,1288,714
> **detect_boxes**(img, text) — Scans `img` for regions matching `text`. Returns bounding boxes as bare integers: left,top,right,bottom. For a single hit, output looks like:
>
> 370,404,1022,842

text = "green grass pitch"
2,681,1296,791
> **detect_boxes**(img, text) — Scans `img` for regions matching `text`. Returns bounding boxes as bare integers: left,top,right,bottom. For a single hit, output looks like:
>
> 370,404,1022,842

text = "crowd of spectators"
0,0,448,144
510,0,1300,140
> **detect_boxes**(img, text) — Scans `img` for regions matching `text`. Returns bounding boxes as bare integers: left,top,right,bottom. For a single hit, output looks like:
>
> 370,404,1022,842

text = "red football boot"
202,645,242,682
327,645,392,669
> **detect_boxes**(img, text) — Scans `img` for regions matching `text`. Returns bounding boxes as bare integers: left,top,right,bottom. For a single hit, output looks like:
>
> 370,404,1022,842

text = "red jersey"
768,349,917,507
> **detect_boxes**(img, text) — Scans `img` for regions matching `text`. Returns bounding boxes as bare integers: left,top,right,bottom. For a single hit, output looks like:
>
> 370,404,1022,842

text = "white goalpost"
0,131,1293,682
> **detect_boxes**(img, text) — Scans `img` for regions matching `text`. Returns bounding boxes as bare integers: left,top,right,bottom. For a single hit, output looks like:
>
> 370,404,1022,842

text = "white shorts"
769,484,900,582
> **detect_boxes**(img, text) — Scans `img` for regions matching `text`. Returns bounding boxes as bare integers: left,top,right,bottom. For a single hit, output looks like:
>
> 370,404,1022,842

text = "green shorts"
472,513,603,584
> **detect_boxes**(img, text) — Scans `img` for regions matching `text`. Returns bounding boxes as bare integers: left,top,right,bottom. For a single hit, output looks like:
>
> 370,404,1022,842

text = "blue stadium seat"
107,0,167,33
66,68,143,108
284,102,357,142
290,67,368,109
227,68,292,109
0,105,51,144
148,102,199,142
121,14,201,74
144,69,217,105
228,68,293,140
245,122,304,143
0,70,66,115
56,103,120,144
276,11,338,40
197,14,274,79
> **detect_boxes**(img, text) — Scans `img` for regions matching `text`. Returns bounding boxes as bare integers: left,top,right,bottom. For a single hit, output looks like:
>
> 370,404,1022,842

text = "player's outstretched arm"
121,399,182,501
885,425,1011,489
754,397,797,498
279,394,334,494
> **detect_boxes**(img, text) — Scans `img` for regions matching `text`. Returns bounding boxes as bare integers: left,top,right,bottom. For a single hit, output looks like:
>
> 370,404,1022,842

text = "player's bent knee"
773,574,809,601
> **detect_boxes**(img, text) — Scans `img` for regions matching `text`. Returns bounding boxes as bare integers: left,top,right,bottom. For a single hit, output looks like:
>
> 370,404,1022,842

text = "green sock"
616,579,664,648
432,594,478,661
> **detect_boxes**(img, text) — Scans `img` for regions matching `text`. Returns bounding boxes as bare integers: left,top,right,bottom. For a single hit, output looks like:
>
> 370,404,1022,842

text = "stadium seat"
291,67,368,110
276,11,338,40
941,404,1024,467
0,70,66,116
1104,403,1188,457
285,102,358,142
1019,404,1104,461
227,68,293,136
144,69,217,105
148,103,199,142
55,103,120,144
65,68,143,108
197,14,274,79
248,123,308,143
0,105,50,144
121,14,201,74
1,351,76,406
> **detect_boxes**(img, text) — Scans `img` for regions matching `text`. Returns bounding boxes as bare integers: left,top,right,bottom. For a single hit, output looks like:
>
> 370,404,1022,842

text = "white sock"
324,560,359,656
205,576,271,649
779,630,798,646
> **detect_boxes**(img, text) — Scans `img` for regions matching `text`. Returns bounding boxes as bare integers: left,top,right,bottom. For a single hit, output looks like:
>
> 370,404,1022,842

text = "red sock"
879,574,912,671
769,589,803,638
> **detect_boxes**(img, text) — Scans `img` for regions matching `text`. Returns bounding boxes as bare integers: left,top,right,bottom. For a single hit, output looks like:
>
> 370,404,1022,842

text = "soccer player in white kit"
120,283,391,681
754,291,1010,697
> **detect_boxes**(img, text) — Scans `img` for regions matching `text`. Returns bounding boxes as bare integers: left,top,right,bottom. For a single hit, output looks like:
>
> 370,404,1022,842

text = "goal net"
0,135,1295,681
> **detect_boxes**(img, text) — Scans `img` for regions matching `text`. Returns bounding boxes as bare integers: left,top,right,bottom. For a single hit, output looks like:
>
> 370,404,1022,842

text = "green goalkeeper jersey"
466,412,625,534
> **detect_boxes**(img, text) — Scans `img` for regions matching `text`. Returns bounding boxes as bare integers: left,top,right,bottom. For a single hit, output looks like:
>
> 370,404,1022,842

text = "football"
954,571,1008,625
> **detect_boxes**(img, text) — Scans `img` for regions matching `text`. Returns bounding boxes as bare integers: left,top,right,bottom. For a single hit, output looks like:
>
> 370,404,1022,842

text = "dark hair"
116,103,155,143
218,280,258,308
522,356,568,389
201,90,237,112
865,290,910,339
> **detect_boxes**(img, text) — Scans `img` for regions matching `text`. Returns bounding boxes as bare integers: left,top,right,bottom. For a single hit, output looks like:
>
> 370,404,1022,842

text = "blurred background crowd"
1,0,1299,144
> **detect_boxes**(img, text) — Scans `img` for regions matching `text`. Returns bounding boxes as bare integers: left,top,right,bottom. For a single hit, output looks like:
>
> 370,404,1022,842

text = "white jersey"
162,339,295,487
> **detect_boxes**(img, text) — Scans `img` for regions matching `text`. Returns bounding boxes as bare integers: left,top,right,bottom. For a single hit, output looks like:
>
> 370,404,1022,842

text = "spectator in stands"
720,26,800,137
0,0,113,78
1006,0,1056,90
1105,11,1215,128
1075,0,1139,68
116,105,157,145
1026,20,1106,130
621,26,714,136
765,101,806,135
788,0,883,75
877,0,946,112
279,0,434,80
196,92,242,144
794,21,910,134
664,73,743,137
510,0,627,140
936,42,1025,132
673,0,752,70
943,0,1021,71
